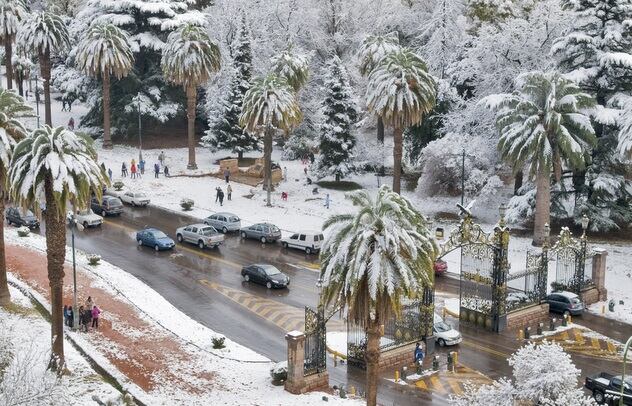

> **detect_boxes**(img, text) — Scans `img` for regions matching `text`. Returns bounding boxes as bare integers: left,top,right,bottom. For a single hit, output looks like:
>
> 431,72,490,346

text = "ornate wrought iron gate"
550,228,590,295
505,250,547,311
304,306,326,376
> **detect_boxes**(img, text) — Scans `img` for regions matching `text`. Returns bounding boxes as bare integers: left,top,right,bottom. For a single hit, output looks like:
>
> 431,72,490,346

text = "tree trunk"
0,186,10,307
238,150,244,160
392,126,403,194
264,126,273,207
17,72,24,97
44,175,67,372
186,85,197,169
377,116,384,143
40,49,52,127
533,167,551,246
102,74,112,148
5,39,13,90
513,170,523,195
365,320,382,406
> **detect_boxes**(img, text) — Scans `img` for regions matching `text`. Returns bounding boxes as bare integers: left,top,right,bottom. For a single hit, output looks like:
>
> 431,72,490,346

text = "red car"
434,259,448,276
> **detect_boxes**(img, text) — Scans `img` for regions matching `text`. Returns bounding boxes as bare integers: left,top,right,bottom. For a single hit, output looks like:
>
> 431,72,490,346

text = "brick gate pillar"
285,330,306,394
591,249,608,301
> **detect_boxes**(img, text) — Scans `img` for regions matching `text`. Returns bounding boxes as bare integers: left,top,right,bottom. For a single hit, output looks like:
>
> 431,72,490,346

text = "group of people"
63,296,101,332
118,151,170,180
215,184,232,206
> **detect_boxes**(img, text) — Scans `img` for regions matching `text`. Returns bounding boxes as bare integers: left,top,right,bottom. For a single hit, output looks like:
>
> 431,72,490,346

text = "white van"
433,313,462,347
281,231,324,254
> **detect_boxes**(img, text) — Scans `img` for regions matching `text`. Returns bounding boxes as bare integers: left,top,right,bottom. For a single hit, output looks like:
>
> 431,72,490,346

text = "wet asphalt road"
27,203,630,405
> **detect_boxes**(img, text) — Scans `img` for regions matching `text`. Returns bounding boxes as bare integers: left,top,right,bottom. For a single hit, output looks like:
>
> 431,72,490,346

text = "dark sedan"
241,264,290,289
6,207,39,229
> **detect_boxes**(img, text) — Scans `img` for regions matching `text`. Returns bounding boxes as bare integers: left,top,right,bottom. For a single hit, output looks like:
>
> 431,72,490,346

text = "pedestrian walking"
108,168,113,181
164,165,169,177
283,167,288,182
158,151,165,168
414,342,424,371
131,162,137,179
61,99,67,112
68,306,74,328
324,193,330,209
67,98,74,112
226,184,232,201
91,305,101,330
139,159,145,175
154,163,160,178
303,166,308,176
63,305,69,326
85,296,94,328
215,187,221,203
68,117,75,131
218,188,224,206
78,306,87,332
224,168,230,183
121,162,127,177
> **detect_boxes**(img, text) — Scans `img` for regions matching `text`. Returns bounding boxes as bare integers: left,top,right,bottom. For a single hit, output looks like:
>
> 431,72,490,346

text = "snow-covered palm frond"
75,22,134,80
357,32,400,76
161,23,221,89
9,126,109,216
0,0,27,39
484,71,596,180
239,74,302,134
366,47,437,129
0,89,32,176
270,46,310,92
320,185,437,324
18,11,70,55
617,96,632,158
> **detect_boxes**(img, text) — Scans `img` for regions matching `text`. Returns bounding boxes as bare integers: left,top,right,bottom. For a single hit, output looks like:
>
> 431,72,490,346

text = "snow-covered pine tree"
552,0,632,231
314,56,357,181
203,14,260,158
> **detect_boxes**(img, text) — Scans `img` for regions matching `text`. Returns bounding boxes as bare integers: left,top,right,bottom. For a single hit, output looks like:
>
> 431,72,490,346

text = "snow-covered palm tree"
271,46,310,93
366,47,436,194
75,23,134,149
161,23,221,169
357,32,400,143
9,126,108,371
240,74,302,206
320,185,437,406
482,71,596,245
18,11,70,127
0,0,27,90
0,89,32,307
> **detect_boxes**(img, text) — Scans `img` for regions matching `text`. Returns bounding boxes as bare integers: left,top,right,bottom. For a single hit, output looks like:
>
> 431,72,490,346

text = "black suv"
6,207,40,228
91,196,123,217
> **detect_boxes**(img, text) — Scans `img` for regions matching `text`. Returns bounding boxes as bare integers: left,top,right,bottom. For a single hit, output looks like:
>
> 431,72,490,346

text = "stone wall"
506,303,550,330
378,343,417,370
591,249,608,302
219,158,239,174
580,287,600,306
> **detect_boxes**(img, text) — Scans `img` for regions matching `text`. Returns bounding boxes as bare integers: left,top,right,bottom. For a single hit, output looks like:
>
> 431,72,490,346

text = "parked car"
433,313,462,347
67,209,103,228
6,207,39,229
91,196,123,217
241,264,290,289
545,291,584,316
240,223,282,243
585,372,632,405
434,259,448,276
176,224,224,249
280,231,323,254
204,212,241,233
120,191,150,207
136,228,175,251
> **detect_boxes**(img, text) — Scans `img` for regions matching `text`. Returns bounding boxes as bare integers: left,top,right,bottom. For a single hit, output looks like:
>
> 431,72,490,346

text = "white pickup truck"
67,209,103,228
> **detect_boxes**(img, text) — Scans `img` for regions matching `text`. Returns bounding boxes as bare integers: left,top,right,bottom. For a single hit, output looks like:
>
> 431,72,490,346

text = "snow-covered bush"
450,378,514,406
211,336,226,349
505,187,536,225
17,227,30,237
112,181,124,191
270,361,288,383
87,254,101,266
281,135,316,161
180,198,194,211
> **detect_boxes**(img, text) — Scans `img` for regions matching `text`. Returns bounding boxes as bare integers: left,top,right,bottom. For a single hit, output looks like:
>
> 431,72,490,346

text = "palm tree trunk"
17,71,24,97
0,185,10,307
40,49,52,127
264,126,273,207
392,126,403,194
365,320,381,406
44,174,67,372
186,85,197,169
377,116,384,143
533,167,551,246
102,74,112,148
5,38,13,90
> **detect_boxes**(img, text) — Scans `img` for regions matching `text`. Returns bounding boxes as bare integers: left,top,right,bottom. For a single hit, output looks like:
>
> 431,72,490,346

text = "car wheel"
154,245,160,252
137,239,143,246
101,210,107,217
241,231,247,239
563,310,571,317
282,242,288,248
593,390,605,404
438,338,446,347
83,221,89,228
244,275,250,282
198,240,205,249
266,281,272,289
260,236,267,244
176,234,183,242
222,226,228,234
305,247,312,255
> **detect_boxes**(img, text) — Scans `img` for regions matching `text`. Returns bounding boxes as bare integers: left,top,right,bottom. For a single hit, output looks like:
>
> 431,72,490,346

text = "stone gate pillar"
591,249,608,301
285,330,306,394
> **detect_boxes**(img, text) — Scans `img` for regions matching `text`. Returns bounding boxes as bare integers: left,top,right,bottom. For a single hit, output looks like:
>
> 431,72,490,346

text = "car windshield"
570,297,581,304
270,225,280,233
200,227,217,236
108,199,122,206
22,210,35,217
78,209,92,215
263,266,281,276
435,321,452,332
229,216,240,222
136,193,146,198
152,231,168,239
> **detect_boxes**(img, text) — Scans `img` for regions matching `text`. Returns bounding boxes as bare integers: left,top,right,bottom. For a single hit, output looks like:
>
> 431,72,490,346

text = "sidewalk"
5,227,357,405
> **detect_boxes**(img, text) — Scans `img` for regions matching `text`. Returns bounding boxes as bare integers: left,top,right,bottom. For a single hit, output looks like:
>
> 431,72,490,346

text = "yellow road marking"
607,341,616,353
415,379,428,390
430,375,447,394
558,331,569,341
591,337,601,350
447,380,462,396
298,261,320,271
574,329,585,344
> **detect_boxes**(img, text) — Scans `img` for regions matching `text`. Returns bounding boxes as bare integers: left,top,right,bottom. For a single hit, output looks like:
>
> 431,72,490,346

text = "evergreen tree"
203,15,260,158
315,56,357,181
552,0,632,231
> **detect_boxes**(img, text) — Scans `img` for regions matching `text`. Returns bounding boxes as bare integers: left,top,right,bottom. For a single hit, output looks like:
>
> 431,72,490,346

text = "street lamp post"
136,93,143,162
620,336,632,406
460,149,465,206
69,214,84,329
34,75,40,128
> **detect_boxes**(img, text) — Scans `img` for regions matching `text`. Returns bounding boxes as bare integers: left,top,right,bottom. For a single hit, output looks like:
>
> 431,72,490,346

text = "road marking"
411,364,491,398
532,328,621,361
461,339,510,359
298,261,320,270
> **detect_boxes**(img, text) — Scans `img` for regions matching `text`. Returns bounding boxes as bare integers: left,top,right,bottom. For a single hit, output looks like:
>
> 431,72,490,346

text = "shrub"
113,180,124,191
87,254,101,266
180,198,194,211
281,135,316,160
211,336,226,349
270,361,288,383
17,227,30,237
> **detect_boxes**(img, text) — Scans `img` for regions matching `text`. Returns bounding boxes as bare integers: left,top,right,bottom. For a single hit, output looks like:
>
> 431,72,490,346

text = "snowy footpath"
4,227,359,405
